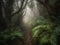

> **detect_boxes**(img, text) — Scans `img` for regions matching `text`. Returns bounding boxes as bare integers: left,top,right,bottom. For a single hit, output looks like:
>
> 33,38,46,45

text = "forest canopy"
0,0,60,45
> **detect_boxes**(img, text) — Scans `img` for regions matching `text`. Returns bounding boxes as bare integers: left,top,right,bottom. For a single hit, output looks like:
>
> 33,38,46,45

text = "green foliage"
32,18,60,45
50,26,60,45
0,27,23,40
32,19,52,37
32,25,51,37
0,18,60,45
32,19,53,45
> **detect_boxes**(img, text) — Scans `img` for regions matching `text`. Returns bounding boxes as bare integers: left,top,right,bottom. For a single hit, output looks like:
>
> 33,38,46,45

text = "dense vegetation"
0,0,60,45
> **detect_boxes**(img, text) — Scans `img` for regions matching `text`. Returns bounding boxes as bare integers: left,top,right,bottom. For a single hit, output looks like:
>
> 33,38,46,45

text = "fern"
32,19,53,45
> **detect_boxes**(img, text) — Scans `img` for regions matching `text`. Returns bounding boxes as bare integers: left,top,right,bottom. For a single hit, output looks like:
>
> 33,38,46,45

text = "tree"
0,0,60,45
